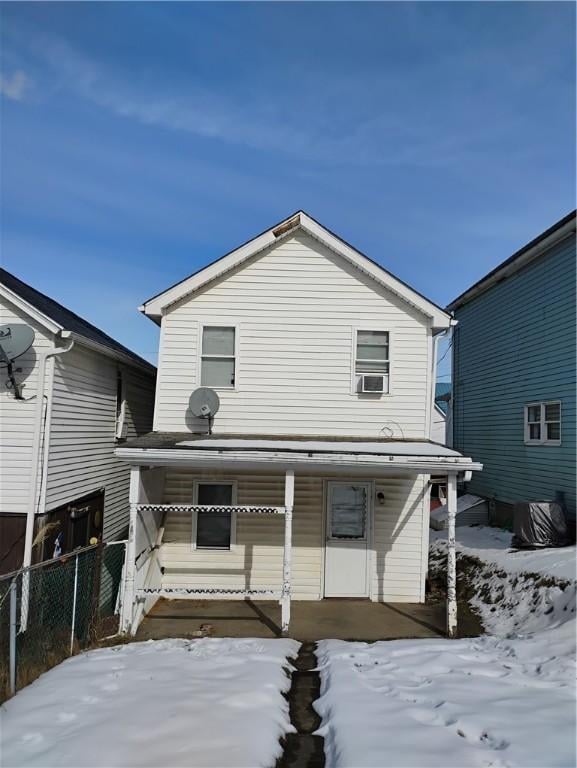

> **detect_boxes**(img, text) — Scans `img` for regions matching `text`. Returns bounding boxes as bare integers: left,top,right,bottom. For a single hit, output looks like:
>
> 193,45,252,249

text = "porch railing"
123,469,294,634
136,504,286,515
132,504,286,602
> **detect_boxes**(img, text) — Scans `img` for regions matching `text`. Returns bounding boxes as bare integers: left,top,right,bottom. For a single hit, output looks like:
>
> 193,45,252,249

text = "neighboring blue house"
448,211,576,525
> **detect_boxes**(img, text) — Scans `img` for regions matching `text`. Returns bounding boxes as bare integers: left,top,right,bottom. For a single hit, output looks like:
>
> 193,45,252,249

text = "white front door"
324,482,370,597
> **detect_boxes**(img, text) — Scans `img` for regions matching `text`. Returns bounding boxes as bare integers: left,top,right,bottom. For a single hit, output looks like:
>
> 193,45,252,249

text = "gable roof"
141,210,452,329
0,268,155,374
447,210,576,311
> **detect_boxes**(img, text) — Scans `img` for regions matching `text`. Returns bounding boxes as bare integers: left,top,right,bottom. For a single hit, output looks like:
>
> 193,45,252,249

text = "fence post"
70,553,80,655
9,578,17,696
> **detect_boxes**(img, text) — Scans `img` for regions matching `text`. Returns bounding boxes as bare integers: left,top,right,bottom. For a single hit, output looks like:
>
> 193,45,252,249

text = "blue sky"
1,2,575,375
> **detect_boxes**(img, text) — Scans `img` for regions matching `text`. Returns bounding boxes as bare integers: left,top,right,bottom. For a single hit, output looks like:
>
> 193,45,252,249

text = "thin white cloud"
0,70,30,101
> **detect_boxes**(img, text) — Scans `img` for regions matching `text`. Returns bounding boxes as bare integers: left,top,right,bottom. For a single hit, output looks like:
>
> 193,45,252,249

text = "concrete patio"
135,598,459,641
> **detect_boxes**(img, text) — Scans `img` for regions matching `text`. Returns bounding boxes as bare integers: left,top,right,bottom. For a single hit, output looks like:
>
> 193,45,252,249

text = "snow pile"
316,528,576,767
1,637,300,768
431,525,576,581
430,526,576,636
316,633,576,768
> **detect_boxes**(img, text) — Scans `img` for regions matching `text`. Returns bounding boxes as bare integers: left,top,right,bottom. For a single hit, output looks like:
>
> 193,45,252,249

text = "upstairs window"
524,401,561,445
201,326,236,388
355,330,390,393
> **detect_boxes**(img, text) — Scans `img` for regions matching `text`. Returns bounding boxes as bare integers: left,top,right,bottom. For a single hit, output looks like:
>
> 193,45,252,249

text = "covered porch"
116,434,482,638
135,597,455,641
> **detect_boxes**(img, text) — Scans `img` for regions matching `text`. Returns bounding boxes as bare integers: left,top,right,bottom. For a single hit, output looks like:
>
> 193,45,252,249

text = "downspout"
22,333,75,571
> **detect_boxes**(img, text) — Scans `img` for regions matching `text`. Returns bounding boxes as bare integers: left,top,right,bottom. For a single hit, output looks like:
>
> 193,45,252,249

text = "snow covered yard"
315,526,576,767
1,637,299,768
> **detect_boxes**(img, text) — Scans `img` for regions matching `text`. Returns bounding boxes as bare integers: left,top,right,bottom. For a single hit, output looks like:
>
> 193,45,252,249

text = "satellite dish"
0,324,35,363
0,324,35,400
189,387,220,434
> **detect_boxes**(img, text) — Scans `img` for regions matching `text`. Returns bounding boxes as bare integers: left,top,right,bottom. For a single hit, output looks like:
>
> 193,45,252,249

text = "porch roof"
116,432,482,474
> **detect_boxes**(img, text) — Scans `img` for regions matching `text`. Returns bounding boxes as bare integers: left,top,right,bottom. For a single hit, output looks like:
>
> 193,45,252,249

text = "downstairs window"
194,482,234,549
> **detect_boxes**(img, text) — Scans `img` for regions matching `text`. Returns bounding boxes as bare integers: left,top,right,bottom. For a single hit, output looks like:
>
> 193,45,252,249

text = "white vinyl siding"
159,469,427,602
154,232,430,437
46,346,155,539
0,298,54,516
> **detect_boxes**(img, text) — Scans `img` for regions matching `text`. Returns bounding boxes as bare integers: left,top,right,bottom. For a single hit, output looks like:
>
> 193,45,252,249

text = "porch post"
446,472,458,638
281,469,294,634
120,465,140,634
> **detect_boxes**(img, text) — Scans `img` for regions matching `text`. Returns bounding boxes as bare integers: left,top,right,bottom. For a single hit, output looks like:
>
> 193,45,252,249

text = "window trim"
524,401,561,446
198,324,238,391
351,327,392,396
192,479,238,551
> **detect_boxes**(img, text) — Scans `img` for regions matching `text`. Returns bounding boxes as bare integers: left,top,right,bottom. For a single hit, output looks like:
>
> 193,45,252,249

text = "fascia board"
142,211,451,328
0,284,63,335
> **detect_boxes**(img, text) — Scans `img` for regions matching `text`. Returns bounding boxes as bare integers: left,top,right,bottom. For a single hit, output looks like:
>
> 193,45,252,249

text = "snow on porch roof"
116,432,481,471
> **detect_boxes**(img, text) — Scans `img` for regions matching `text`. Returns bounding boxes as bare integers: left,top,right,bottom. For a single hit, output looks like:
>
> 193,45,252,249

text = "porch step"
277,642,325,768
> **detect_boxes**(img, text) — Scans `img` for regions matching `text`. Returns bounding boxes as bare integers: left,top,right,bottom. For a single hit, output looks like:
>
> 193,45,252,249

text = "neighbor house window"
201,326,236,388
194,482,235,549
524,401,561,445
355,330,390,393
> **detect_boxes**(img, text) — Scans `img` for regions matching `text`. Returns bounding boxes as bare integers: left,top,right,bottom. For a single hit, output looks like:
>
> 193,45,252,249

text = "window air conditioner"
360,374,385,394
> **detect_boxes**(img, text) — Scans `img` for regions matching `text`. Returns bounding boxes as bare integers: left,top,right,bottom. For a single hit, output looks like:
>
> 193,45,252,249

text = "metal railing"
0,541,126,702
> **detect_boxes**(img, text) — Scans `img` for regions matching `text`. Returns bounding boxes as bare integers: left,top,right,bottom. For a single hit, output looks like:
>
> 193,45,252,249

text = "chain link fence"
0,541,126,702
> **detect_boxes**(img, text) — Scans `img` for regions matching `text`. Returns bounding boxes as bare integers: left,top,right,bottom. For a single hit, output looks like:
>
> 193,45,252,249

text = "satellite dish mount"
0,324,35,400
189,387,220,435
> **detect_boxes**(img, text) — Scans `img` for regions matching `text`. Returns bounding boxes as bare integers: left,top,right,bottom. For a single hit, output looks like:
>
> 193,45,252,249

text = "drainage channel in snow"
277,642,325,768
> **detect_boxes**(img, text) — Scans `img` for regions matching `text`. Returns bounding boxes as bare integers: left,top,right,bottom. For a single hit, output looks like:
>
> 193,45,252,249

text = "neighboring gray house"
448,211,576,525
0,269,156,572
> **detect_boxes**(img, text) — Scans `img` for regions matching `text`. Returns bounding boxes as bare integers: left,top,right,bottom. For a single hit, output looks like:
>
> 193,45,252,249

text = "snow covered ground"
1,637,299,768
431,524,576,582
316,628,575,768
316,527,576,767
430,525,576,636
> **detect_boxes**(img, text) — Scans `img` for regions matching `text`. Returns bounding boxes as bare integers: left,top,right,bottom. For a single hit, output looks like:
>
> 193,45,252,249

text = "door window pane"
330,485,366,539
196,484,233,549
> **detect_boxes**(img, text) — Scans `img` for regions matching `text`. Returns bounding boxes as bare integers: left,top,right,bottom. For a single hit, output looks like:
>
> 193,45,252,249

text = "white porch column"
281,469,294,634
446,472,458,638
120,465,140,634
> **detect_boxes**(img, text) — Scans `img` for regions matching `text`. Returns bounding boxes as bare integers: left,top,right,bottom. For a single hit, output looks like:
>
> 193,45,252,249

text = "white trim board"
140,211,452,329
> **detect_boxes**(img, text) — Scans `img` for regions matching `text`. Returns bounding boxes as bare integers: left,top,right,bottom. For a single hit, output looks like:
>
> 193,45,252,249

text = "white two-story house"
116,212,480,635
